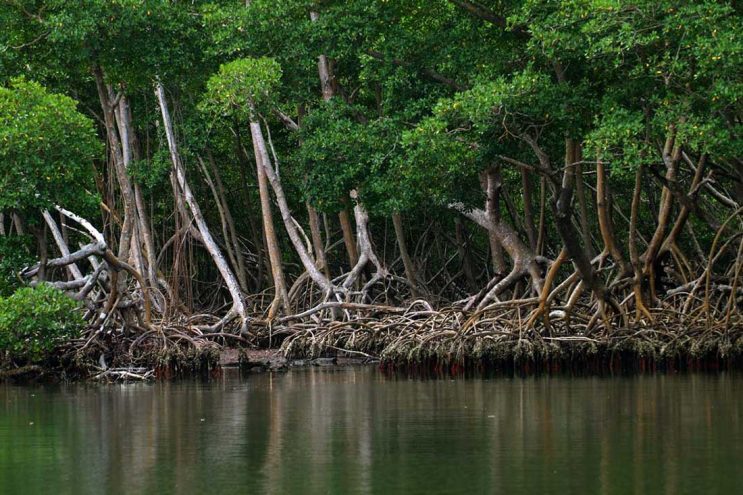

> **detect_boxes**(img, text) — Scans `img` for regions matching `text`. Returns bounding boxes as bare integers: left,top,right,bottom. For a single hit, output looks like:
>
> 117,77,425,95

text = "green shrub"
0,235,35,297
0,284,85,364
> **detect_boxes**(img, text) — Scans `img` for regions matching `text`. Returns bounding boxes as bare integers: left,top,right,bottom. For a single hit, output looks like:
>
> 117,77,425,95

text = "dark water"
0,368,740,495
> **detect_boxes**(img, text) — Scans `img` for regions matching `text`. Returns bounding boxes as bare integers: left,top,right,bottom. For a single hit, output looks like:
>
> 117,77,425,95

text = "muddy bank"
223,348,373,372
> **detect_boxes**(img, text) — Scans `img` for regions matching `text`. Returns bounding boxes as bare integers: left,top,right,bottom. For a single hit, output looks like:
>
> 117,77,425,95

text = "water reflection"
1,369,740,494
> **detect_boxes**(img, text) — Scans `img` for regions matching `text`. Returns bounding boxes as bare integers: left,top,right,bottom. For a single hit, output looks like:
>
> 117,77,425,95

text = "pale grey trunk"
156,82,248,328
250,120,335,295
42,209,84,281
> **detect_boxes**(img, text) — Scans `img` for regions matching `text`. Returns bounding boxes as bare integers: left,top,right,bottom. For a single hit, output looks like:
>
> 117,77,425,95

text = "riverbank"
2,321,740,383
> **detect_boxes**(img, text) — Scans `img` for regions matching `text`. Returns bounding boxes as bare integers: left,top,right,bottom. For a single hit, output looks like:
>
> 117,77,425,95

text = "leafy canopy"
202,57,283,120
0,78,100,212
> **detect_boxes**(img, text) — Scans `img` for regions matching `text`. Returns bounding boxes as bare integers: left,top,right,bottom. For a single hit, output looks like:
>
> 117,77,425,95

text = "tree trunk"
338,207,359,268
484,168,507,274
661,154,707,253
643,129,682,299
155,82,249,330
93,67,135,265
118,94,161,291
574,159,593,258
451,202,543,308
42,210,84,281
249,124,291,316
596,158,629,275
521,168,538,252
392,212,421,297
249,119,335,297
629,165,652,320
307,203,329,276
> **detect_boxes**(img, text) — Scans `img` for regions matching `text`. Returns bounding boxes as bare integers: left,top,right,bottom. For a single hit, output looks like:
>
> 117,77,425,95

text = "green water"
0,368,740,494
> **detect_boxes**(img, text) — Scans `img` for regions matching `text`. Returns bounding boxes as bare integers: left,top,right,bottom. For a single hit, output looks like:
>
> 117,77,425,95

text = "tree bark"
643,129,682,299
596,158,629,274
392,212,421,297
521,168,538,252
484,168,507,274
42,210,84,281
155,82,249,329
250,119,335,296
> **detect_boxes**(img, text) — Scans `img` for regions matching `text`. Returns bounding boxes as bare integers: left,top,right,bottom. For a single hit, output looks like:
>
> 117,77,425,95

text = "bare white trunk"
42,209,84,281
156,82,248,329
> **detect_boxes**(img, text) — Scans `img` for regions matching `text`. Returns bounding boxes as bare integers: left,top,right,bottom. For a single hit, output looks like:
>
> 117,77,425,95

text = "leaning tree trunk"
42,209,84,281
249,118,336,297
155,82,249,331
392,212,422,298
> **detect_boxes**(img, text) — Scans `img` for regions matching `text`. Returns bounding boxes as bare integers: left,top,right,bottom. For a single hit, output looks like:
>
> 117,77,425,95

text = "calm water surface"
0,368,740,494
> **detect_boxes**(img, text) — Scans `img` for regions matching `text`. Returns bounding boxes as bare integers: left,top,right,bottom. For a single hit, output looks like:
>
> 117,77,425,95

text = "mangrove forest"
0,0,741,377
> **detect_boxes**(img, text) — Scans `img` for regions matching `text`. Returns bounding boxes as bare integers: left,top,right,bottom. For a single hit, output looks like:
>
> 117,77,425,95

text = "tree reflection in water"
0,369,740,494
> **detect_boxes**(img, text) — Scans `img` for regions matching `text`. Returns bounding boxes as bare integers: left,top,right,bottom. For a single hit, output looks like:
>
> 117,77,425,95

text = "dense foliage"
0,284,84,364
0,78,99,212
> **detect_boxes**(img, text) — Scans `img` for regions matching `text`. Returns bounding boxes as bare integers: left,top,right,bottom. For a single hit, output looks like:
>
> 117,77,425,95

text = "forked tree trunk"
643,129,682,300
450,203,543,308
249,119,335,297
